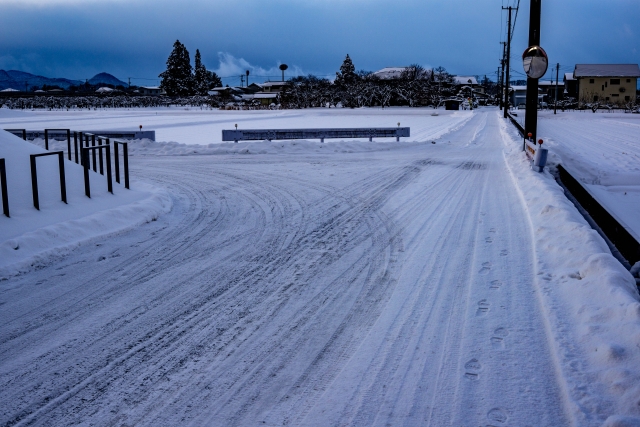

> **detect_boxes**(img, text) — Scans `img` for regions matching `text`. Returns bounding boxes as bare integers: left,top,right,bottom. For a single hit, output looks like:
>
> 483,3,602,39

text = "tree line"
281,55,461,109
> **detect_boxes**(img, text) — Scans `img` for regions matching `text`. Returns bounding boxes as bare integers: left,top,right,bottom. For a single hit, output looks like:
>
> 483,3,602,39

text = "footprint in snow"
476,299,490,316
479,262,492,274
485,237,493,243
487,407,509,424
491,328,509,350
500,249,508,256
464,358,481,380
490,280,502,289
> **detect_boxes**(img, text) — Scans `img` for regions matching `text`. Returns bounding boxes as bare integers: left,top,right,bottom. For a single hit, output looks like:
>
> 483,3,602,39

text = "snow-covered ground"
0,107,639,426
514,109,640,240
0,106,472,146
0,130,171,278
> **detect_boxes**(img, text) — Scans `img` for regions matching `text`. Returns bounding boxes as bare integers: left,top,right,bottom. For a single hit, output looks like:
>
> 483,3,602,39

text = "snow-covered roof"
371,67,407,80
510,85,528,91
454,76,478,85
261,81,288,87
564,72,575,81
1,88,19,92
96,87,114,93
141,86,161,90
34,90,46,93
574,64,640,78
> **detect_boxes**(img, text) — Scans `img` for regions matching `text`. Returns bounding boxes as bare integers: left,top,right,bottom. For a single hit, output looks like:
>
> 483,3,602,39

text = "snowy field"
0,107,639,426
514,110,640,239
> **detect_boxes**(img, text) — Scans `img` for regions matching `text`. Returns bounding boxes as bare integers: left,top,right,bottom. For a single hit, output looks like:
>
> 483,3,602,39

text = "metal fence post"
74,132,79,163
44,129,49,150
123,142,129,189
57,152,67,203
66,129,71,161
97,137,104,175
83,147,91,198
0,158,9,217
91,134,97,172
30,155,39,210
105,145,113,194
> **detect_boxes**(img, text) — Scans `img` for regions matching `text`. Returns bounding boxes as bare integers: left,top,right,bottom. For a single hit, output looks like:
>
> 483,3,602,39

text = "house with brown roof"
574,64,640,105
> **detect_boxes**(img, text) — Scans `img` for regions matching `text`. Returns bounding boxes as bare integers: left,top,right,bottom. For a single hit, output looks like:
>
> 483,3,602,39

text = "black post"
123,142,129,189
44,129,49,150
105,145,113,194
22,129,26,140
98,137,104,175
525,0,542,142
114,141,120,183
91,134,97,172
57,152,67,204
503,7,512,118
66,130,71,160
74,132,79,163
83,148,91,198
0,158,9,217
30,155,39,210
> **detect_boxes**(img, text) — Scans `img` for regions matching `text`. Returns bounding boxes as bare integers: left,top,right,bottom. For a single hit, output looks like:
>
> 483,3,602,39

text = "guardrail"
222,127,411,143
5,129,155,141
557,165,640,266
506,113,524,136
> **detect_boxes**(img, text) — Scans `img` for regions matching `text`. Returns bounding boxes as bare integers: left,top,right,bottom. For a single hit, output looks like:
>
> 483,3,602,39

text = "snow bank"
500,114,640,426
0,132,172,280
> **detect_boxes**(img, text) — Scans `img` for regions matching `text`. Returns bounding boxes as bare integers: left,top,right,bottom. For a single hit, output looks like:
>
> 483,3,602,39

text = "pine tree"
194,49,222,95
335,54,358,86
159,40,194,96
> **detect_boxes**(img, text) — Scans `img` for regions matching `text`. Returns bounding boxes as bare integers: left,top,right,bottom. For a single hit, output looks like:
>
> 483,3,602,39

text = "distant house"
509,85,528,107
260,81,289,93
563,73,577,98
453,76,484,94
139,86,165,96
573,64,640,104
508,84,546,107
537,80,564,102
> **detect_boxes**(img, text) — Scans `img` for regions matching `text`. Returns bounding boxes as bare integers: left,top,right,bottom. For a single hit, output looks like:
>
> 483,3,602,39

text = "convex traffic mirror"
522,46,548,79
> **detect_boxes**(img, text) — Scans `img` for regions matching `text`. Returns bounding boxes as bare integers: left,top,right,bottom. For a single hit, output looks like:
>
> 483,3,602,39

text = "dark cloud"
0,0,638,83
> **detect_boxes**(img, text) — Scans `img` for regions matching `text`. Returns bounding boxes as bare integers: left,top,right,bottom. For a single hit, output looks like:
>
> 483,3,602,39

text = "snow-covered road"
0,111,591,426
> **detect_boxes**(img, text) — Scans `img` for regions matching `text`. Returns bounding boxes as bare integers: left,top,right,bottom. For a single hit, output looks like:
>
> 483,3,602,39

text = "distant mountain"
0,70,82,91
0,70,127,91
88,72,127,87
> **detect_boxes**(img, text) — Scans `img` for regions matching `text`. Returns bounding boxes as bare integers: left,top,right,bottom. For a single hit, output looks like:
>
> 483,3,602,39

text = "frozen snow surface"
0,107,639,426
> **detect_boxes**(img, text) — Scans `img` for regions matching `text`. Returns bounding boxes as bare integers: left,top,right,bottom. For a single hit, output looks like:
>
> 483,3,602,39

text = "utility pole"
240,75,244,87
525,0,542,141
500,42,506,109
502,6,513,118
554,62,559,114
497,66,502,108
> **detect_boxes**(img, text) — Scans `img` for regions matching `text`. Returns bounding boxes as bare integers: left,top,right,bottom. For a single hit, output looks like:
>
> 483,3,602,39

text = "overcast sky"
1,0,639,86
